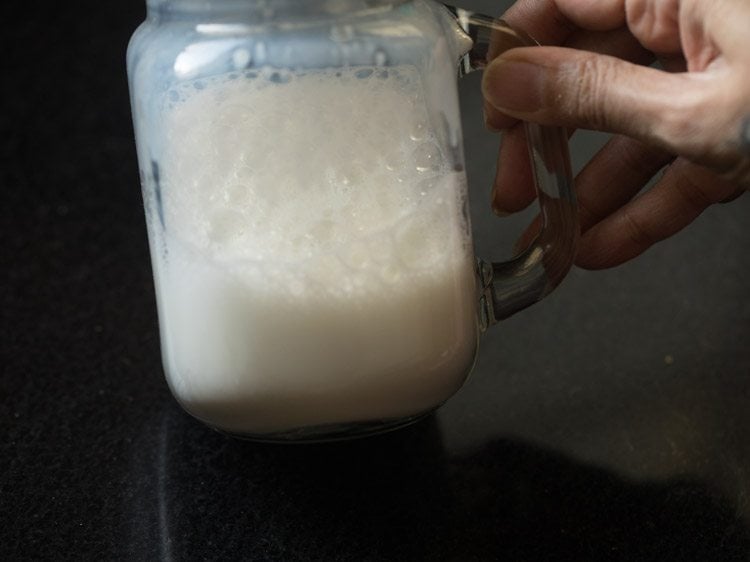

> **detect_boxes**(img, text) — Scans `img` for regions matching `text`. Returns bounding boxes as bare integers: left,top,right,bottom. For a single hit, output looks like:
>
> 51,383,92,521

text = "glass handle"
445,5,579,327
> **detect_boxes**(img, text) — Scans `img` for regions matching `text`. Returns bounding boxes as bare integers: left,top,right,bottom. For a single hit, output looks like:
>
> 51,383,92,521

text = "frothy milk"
150,66,478,435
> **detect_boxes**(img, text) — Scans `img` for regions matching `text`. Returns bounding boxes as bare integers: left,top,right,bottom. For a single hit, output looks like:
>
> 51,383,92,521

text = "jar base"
212,411,434,443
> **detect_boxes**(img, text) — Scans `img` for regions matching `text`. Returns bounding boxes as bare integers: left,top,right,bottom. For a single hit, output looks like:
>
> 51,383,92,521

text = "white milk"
149,66,478,435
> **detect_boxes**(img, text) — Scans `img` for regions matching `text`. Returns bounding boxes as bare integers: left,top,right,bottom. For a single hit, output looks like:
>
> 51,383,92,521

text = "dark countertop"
3,1,749,560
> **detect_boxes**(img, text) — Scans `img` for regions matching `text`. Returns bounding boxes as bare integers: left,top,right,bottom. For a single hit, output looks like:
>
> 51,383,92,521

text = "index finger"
503,0,626,45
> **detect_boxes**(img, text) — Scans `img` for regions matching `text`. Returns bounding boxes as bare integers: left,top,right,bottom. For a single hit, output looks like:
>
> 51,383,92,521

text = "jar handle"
445,5,579,327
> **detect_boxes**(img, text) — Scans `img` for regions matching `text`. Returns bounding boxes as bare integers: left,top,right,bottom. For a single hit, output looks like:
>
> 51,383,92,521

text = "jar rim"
147,0,412,16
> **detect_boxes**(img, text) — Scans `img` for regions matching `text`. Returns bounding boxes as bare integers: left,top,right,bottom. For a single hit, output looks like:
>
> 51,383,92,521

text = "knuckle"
723,92,750,188
657,105,692,147
565,55,616,129
658,83,748,173
548,0,579,37
618,136,670,173
625,0,681,54
656,87,716,156
672,167,715,212
575,195,599,230
621,207,656,248
721,159,750,191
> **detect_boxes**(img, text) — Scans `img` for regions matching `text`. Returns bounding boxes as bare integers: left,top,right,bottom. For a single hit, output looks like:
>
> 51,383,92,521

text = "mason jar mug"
127,0,578,441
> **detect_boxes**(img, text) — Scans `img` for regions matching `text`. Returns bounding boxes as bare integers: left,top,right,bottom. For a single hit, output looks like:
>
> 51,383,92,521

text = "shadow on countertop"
124,409,750,562
2,1,749,560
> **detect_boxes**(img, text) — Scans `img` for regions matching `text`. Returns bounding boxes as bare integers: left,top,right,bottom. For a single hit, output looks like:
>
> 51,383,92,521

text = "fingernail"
482,55,544,115
492,205,512,217
491,193,511,216
483,109,502,132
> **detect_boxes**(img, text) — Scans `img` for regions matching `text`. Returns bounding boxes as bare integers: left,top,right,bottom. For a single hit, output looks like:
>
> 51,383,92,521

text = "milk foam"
150,66,478,434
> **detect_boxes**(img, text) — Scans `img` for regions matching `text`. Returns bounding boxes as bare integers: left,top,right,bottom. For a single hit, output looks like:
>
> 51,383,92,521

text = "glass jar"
127,0,578,441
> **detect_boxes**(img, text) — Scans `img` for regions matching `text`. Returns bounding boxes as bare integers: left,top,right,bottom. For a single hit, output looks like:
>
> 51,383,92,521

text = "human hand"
483,0,750,269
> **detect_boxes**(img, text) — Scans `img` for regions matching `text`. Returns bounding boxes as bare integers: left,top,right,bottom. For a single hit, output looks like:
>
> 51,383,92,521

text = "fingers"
482,46,731,167
508,135,672,256
624,0,750,61
693,0,750,60
484,101,513,133
553,0,626,32
486,0,749,271
575,135,674,232
564,26,652,64
485,0,635,131
624,0,682,55
501,0,625,46
491,124,536,214
576,159,739,269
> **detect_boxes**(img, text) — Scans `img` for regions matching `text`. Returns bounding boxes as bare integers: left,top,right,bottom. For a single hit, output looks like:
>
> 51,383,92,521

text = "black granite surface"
2,1,750,560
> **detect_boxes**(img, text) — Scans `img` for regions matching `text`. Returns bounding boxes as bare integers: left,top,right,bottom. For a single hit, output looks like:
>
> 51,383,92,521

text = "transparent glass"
127,0,578,441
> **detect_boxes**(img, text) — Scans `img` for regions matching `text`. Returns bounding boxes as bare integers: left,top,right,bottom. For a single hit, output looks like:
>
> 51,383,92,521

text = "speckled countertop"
2,1,749,559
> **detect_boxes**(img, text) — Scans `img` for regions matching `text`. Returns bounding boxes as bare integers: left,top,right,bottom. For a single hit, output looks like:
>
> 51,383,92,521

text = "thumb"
482,46,720,166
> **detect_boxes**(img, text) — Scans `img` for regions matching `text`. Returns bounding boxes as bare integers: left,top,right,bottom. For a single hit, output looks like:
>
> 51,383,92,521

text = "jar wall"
127,0,479,440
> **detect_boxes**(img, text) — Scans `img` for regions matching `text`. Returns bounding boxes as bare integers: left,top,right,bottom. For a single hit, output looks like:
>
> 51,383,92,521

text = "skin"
482,0,750,269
